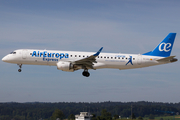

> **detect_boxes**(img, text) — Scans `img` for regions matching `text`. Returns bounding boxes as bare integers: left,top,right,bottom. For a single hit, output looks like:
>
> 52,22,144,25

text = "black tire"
82,71,90,77
86,72,90,77
18,69,21,72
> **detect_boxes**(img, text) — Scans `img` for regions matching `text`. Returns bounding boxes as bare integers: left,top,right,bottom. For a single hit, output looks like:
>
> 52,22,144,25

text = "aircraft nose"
2,56,8,62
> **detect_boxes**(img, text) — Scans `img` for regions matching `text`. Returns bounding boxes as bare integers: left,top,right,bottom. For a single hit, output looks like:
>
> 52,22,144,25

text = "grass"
154,115,180,120
118,115,180,120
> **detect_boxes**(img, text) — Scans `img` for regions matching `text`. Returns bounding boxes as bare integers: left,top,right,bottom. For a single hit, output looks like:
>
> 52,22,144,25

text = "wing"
72,47,103,69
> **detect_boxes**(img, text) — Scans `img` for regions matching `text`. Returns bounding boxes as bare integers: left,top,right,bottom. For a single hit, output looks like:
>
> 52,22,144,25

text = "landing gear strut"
82,69,90,77
17,64,22,72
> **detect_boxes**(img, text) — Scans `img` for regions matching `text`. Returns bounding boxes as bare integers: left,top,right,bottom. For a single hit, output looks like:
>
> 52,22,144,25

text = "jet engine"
57,61,74,72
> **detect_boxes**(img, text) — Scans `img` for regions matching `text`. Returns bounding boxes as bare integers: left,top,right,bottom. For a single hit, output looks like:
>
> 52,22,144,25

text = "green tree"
113,115,119,119
92,114,97,120
100,109,112,120
149,114,154,120
138,116,143,120
51,109,64,120
132,113,136,119
97,116,102,120
13,115,23,120
68,114,75,120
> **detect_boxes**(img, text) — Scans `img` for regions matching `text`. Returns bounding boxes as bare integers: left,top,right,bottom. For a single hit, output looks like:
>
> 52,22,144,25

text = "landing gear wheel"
17,64,22,72
82,71,90,77
18,69,22,72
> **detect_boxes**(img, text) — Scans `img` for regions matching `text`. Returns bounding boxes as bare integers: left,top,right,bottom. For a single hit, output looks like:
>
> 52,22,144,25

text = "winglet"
93,47,103,56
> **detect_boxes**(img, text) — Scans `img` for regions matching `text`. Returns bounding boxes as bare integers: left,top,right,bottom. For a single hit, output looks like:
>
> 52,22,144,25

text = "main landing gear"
82,69,90,77
17,64,22,72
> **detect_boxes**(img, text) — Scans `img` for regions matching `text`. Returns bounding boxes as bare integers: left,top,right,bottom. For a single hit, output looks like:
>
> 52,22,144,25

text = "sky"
0,0,180,103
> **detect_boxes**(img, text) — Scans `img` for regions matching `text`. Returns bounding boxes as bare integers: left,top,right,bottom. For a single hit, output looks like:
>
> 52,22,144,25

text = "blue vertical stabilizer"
143,33,176,57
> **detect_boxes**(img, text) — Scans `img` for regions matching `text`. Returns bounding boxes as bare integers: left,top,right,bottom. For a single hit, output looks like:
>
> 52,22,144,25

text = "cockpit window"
10,52,16,54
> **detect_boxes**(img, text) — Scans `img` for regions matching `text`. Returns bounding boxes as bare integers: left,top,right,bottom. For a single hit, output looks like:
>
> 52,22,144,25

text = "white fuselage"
2,33,177,77
2,49,166,70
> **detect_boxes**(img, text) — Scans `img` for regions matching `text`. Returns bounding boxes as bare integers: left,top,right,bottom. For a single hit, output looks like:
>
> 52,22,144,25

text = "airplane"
2,33,178,77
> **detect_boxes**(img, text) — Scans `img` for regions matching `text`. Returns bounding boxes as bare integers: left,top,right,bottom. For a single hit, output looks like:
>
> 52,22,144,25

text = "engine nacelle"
57,61,74,72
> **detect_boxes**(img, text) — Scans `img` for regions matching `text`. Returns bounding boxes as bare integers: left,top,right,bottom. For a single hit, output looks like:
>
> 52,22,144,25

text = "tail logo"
159,43,171,52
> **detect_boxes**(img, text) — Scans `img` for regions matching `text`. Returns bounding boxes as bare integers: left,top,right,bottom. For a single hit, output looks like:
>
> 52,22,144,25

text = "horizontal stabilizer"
157,56,178,62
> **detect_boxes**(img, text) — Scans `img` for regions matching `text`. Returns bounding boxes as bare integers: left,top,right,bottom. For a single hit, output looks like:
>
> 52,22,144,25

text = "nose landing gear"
17,64,22,72
82,69,90,77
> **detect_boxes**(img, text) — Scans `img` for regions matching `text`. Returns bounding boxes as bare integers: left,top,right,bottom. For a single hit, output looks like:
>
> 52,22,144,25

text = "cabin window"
70,55,72,57
30,53,32,55
111,57,113,59
133,58,135,60
115,57,116,59
107,57,109,59
101,56,103,58
79,55,81,57
104,56,106,58
75,55,77,57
